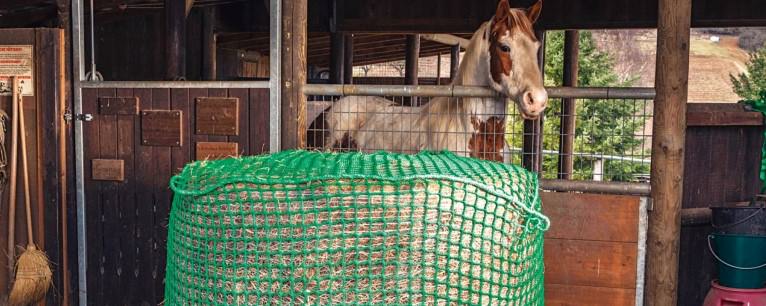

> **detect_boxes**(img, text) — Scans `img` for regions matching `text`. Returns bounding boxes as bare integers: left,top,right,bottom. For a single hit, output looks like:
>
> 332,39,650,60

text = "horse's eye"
499,45,511,53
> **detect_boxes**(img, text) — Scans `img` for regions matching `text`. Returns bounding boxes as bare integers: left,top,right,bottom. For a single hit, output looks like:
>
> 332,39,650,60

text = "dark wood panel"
544,239,637,289
541,192,639,243
679,122,764,306
82,86,269,304
545,284,635,306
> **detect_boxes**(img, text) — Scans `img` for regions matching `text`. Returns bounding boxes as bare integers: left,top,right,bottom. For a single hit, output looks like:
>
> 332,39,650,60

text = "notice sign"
0,45,34,96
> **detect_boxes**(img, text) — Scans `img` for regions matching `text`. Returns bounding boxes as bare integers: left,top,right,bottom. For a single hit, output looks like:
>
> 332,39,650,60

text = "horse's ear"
494,0,511,23
526,0,543,24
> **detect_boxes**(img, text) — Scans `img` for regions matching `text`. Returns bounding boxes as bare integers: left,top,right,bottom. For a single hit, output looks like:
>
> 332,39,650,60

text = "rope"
0,109,9,194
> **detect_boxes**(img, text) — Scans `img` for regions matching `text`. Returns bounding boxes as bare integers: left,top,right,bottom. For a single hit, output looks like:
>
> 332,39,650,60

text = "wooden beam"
646,0,692,304
450,44,460,81
56,0,69,28
404,34,420,85
165,0,187,80
329,32,344,84
202,7,217,80
558,30,579,179
344,33,354,84
281,0,308,149
421,33,470,48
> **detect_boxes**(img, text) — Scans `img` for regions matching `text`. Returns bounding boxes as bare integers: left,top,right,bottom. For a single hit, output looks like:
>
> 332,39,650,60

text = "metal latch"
64,111,93,122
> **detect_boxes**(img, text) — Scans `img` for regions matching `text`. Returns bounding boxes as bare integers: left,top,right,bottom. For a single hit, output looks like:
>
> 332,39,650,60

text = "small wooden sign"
195,97,239,136
92,159,125,181
196,142,239,160
99,97,139,115
141,110,183,147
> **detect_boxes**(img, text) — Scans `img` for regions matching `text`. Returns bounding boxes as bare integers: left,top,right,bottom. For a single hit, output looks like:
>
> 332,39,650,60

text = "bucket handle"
707,235,766,270
711,207,764,230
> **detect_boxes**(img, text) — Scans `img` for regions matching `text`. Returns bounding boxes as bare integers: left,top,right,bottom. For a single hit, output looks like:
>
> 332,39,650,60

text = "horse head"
485,0,547,120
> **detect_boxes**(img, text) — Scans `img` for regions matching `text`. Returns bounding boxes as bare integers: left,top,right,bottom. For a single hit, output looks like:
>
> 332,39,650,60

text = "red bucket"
703,280,766,306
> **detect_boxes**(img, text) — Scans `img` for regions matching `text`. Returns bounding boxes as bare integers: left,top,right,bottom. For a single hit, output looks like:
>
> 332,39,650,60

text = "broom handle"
7,77,19,273
17,81,33,245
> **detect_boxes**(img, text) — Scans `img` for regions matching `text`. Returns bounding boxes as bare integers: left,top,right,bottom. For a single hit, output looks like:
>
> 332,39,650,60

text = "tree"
731,44,766,101
507,31,650,182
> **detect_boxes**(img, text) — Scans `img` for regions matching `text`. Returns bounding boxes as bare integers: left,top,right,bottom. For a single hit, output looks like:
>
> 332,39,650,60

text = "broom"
6,77,20,285
8,78,52,305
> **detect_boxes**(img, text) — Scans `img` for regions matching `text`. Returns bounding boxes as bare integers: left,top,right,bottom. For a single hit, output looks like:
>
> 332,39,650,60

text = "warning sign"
0,45,34,96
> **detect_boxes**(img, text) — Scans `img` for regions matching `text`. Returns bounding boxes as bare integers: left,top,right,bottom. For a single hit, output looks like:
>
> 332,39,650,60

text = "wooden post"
522,30,547,172
329,32,344,84
437,53,442,85
281,0,308,149
344,33,354,84
165,0,187,80
405,34,420,84
450,44,460,81
201,7,217,80
404,34,420,105
558,30,578,179
646,0,691,304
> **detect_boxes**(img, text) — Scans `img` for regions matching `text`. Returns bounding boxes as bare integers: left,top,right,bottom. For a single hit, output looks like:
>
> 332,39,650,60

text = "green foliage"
507,31,650,181
731,44,766,101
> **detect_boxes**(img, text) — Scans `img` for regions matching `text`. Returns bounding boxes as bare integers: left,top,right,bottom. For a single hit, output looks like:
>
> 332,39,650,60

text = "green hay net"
165,150,550,305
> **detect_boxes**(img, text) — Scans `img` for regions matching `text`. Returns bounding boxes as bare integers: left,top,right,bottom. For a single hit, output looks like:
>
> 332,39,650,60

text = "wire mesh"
306,93,653,183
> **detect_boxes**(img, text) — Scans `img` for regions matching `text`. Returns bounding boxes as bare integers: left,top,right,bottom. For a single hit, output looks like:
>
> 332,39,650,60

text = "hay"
165,151,548,305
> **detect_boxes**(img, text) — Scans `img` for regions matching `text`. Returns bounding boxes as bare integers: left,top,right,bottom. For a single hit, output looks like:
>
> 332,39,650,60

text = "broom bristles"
8,245,52,306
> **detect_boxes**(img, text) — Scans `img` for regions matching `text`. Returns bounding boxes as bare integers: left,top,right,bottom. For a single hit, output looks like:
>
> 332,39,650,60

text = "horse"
307,0,548,162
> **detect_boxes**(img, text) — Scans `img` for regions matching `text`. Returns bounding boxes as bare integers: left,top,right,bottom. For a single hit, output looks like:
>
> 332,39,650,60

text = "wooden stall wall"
80,87,268,305
0,29,68,305
541,192,643,305
678,103,764,305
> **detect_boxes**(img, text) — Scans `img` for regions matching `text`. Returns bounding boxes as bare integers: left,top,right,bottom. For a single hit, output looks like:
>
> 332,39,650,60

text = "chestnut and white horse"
308,0,548,162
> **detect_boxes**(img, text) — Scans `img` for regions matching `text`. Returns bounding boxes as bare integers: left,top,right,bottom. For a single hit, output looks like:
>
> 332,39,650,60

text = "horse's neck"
425,22,506,124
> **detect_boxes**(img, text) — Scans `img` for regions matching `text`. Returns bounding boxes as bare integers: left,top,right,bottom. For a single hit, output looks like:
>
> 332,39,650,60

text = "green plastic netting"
164,150,550,305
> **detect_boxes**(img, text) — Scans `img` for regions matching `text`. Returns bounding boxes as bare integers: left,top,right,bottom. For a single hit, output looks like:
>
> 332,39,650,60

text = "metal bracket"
64,111,93,122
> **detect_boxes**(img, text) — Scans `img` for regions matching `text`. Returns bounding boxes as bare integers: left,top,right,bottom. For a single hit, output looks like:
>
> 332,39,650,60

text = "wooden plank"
227,88,249,154
131,87,154,304
545,284,636,306
82,88,103,306
151,88,172,303
114,87,135,305
91,159,125,181
541,192,639,242
195,142,239,160
686,111,762,126
206,89,230,144
249,89,269,154
98,96,139,115
195,97,239,135
97,87,119,305
544,239,638,289
141,110,183,147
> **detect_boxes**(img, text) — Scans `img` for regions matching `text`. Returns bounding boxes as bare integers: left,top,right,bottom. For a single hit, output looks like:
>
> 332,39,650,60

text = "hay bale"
165,150,549,305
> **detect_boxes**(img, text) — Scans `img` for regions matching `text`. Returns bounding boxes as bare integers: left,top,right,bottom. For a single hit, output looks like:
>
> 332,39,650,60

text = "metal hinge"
64,111,93,122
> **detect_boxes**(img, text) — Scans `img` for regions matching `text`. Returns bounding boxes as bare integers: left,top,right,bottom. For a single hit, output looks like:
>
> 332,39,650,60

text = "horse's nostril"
524,92,535,105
